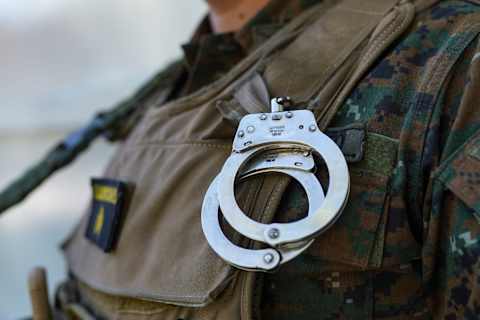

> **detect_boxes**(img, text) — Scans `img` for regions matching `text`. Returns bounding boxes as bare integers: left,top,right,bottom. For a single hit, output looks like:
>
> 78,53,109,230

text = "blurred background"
0,1,206,317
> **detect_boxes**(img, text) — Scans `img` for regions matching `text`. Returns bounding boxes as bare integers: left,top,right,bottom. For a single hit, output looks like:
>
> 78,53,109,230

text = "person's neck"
207,0,270,34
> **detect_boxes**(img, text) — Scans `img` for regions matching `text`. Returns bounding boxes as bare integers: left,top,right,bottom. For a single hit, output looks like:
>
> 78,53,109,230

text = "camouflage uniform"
261,1,480,319
58,0,480,319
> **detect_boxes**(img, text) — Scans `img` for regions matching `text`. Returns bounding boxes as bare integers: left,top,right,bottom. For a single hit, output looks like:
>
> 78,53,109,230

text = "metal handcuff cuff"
201,97,350,272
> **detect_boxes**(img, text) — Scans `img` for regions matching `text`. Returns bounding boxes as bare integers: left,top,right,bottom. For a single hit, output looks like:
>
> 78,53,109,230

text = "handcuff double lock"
201,97,350,272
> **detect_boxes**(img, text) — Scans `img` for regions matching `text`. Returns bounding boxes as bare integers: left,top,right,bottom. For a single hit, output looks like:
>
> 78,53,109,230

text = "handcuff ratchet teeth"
201,97,350,272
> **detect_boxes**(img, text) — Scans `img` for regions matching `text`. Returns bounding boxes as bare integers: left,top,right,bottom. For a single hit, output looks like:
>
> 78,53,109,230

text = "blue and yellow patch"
85,178,128,252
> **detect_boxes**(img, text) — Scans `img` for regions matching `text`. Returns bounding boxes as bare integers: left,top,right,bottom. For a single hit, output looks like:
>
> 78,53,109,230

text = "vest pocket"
63,142,293,319
64,143,237,307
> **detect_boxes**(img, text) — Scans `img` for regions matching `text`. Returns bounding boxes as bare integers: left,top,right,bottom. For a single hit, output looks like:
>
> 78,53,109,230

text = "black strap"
0,59,184,215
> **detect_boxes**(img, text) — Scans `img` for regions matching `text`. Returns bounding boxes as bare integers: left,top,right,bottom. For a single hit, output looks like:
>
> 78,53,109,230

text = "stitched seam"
118,308,169,316
433,129,480,179
336,7,386,15
406,20,480,217
437,153,469,187
417,21,480,179
145,6,322,114
263,176,289,220
319,3,413,126
228,183,256,247
305,1,402,103
259,182,277,223
243,178,265,231
361,5,408,64
124,142,232,150
303,20,378,101
244,181,257,215
365,14,400,60
241,274,251,320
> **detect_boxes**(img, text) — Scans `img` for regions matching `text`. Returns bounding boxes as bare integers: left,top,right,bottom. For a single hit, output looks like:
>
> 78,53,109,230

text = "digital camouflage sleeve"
260,2,480,319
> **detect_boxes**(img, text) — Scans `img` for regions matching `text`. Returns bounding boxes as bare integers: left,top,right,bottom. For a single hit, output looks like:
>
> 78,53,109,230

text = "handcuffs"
201,97,350,272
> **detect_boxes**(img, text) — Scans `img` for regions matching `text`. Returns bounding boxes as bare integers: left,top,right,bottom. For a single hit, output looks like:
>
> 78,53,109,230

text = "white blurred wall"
0,1,207,318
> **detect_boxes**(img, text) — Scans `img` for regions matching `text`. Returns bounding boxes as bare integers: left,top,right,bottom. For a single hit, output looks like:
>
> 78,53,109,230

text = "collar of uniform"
178,0,324,95
181,0,324,68
181,17,245,70
234,0,324,48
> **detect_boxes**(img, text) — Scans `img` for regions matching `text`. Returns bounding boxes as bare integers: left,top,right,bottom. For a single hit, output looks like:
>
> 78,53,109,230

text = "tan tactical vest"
61,0,436,318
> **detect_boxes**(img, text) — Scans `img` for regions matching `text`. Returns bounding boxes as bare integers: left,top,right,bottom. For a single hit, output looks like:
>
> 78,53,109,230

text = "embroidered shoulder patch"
85,178,128,252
